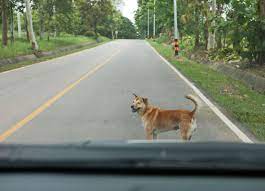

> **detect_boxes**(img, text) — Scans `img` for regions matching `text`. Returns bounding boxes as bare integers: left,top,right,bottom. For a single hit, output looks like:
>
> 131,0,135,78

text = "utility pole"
147,7,150,38
153,0,156,38
173,0,179,56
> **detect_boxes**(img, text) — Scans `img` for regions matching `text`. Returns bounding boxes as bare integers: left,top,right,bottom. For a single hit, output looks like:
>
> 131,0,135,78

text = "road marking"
0,50,120,142
146,42,253,143
0,41,112,75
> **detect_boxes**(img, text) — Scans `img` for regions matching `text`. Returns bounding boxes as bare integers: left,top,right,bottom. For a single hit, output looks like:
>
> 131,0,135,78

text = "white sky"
119,0,138,23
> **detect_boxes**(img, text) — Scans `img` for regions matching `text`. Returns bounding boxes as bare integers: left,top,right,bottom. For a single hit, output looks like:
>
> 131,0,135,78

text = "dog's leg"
179,122,190,141
152,129,158,140
180,130,188,141
145,132,153,140
145,126,154,140
186,119,197,141
175,125,180,135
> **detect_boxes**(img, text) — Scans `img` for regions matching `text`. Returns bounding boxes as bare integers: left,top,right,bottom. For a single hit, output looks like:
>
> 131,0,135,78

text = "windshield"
0,0,264,145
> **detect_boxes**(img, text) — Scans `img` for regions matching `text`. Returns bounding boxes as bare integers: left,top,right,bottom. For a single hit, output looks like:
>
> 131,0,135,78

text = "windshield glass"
0,0,264,145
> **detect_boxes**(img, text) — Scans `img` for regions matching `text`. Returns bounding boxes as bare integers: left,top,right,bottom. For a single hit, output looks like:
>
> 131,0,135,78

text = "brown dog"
131,94,198,141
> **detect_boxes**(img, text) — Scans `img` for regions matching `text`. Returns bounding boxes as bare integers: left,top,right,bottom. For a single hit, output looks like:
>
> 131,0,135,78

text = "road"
0,40,244,144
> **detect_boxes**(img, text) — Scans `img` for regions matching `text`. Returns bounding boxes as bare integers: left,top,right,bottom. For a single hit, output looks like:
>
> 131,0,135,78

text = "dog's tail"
185,94,199,115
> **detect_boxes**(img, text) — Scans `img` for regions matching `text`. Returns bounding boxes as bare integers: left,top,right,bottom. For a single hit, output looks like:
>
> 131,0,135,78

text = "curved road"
0,40,245,144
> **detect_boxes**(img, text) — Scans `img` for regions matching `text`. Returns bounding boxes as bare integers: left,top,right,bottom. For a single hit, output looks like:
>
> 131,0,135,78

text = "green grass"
0,34,96,59
0,39,110,73
149,40,265,141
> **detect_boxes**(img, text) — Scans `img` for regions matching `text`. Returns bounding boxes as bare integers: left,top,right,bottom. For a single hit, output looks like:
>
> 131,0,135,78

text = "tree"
109,10,122,39
194,5,200,48
24,12,30,41
135,0,265,65
25,0,39,50
79,0,113,38
34,0,73,40
260,0,265,16
257,0,265,65
117,16,137,39
37,0,45,39
207,0,216,50
17,12,22,38
9,1,15,44
0,0,130,56
42,0,56,41
1,0,8,47
215,1,224,49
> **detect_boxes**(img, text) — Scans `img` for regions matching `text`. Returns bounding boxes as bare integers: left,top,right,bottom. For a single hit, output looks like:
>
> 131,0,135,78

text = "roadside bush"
84,31,95,37
209,48,240,62
156,33,171,44
181,36,194,53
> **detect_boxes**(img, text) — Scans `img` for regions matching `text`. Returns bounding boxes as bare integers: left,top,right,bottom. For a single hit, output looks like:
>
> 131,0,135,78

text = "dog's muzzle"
131,105,139,113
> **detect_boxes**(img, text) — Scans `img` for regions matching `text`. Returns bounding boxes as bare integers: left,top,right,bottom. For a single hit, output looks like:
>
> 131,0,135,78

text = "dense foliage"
0,0,137,50
135,0,265,65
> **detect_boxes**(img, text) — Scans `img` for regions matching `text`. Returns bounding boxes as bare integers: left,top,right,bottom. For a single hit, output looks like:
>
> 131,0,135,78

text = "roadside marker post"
174,39,179,56
173,0,179,57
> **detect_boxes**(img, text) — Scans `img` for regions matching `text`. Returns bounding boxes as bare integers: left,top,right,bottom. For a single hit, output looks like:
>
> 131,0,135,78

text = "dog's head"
131,93,148,114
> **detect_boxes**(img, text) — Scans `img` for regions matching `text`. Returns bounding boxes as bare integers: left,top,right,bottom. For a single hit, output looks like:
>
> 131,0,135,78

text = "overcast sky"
119,0,138,23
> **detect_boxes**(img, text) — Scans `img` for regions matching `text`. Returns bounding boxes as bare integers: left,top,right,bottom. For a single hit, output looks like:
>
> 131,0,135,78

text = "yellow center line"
0,50,121,142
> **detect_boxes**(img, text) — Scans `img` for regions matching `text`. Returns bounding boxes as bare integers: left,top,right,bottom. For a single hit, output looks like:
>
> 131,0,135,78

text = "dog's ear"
133,93,138,98
143,97,148,105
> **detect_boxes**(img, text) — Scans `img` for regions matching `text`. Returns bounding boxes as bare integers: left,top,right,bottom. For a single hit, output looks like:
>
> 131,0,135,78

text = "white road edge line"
146,41,253,143
0,41,111,75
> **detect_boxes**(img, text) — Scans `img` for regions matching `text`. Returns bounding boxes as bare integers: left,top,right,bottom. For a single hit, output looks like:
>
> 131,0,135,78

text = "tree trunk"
233,27,240,53
204,18,209,50
223,31,226,48
258,0,265,65
207,0,216,50
53,5,57,38
216,2,222,49
111,29,114,40
47,11,53,41
2,0,8,47
257,53,265,65
194,7,200,48
39,16,45,40
17,12,22,38
10,5,14,44
24,13,30,41
259,0,265,16
47,18,50,41
93,20,98,38
216,34,222,49
115,30,118,39
25,0,39,51
39,1,45,40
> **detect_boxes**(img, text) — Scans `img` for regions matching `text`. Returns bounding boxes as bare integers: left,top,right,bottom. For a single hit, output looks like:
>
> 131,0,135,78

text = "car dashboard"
1,142,265,191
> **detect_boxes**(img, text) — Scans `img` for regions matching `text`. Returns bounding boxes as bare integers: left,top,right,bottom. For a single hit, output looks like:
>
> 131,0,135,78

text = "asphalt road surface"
0,40,244,144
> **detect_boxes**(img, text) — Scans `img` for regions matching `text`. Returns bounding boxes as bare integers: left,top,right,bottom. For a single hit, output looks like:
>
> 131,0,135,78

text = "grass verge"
0,39,110,74
149,40,265,141
0,34,107,59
